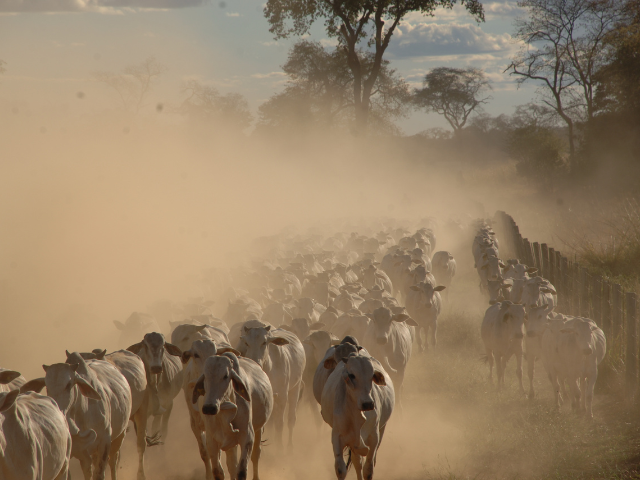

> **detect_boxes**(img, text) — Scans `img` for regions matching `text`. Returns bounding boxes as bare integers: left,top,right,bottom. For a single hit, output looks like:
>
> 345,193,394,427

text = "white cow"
542,317,606,417
431,251,456,290
481,301,526,392
522,304,554,399
362,307,418,408
181,339,241,480
520,277,557,309
171,323,231,353
320,354,394,480
313,340,363,405
22,355,132,480
0,390,71,480
239,326,305,448
405,282,445,351
193,352,274,480
127,332,183,443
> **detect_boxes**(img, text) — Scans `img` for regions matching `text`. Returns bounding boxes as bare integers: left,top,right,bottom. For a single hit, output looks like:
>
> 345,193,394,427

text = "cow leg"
579,377,588,414
418,326,426,352
225,445,238,480
287,382,302,449
133,405,149,480
189,412,212,480
515,353,525,394
363,432,380,480
271,390,286,448
332,431,348,480
54,459,69,480
93,438,111,480
569,378,581,412
585,372,597,419
527,353,535,400
352,452,364,480
77,451,93,480
160,402,173,441
486,349,494,383
251,427,264,480
205,433,224,480
430,321,438,349
236,426,254,480
496,355,505,389
548,372,561,409
108,431,126,480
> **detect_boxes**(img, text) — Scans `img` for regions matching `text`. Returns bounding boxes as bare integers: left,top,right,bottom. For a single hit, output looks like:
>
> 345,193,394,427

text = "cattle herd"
0,216,607,480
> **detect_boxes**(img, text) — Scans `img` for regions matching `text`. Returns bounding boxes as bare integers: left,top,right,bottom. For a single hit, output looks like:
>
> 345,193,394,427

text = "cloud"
389,22,516,59
251,72,286,79
225,11,239,17
0,0,208,13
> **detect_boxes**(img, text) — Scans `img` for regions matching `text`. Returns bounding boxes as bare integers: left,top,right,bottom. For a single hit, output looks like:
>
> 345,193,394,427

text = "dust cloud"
0,58,619,480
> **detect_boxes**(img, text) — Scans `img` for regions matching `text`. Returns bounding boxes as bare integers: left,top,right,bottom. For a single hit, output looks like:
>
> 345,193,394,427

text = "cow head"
560,318,599,356
0,370,21,386
498,302,526,340
304,330,341,366
193,353,249,421
240,326,289,369
410,282,446,308
368,307,418,346
525,304,554,338
521,278,556,308
171,324,212,353
181,338,241,367
488,278,513,304
341,355,386,412
21,363,100,416
128,332,182,375
480,255,505,282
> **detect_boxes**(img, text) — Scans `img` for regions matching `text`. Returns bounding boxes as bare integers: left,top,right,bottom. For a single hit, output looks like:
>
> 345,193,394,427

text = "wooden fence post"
626,292,637,398
572,262,581,316
580,267,591,318
533,242,542,272
560,255,569,314
541,243,550,280
523,239,533,267
602,281,611,339
612,284,623,339
592,275,602,325
548,247,556,286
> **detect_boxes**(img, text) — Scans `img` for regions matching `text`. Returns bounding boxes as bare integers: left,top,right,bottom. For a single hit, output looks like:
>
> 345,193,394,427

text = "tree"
264,0,484,134
506,0,623,166
92,56,166,113
508,125,565,186
256,40,411,133
414,67,492,133
178,80,253,131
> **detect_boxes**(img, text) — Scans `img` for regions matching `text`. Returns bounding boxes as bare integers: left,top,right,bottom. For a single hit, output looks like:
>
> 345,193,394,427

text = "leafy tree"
256,40,411,133
92,56,166,113
179,79,253,131
508,125,565,185
264,0,484,133
414,67,492,132
506,0,623,166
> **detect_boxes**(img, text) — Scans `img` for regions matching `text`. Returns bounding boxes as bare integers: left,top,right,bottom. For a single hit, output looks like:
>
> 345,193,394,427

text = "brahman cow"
405,282,445,351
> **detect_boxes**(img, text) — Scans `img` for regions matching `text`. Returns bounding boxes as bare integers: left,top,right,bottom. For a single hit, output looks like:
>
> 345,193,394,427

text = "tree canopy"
257,40,411,134
414,67,492,132
264,0,484,132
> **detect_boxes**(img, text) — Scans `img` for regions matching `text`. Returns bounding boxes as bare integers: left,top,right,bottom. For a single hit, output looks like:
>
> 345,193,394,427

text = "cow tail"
345,447,353,472
298,380,305,402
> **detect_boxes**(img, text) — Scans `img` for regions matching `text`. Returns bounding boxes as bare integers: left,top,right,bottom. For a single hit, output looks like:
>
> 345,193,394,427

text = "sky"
0,0,539,134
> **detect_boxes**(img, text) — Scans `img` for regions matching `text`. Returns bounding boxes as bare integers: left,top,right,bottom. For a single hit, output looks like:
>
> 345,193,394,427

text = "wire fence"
493,210,639,397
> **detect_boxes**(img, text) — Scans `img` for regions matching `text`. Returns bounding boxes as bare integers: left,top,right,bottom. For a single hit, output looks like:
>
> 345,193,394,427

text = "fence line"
493,211,638,397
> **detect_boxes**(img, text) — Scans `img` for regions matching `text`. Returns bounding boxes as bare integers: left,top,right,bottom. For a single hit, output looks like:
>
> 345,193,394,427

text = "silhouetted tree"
506,0,623,166
179,80,253,131
508,125,565,187
264,0,484,134
93,56,167,113
257,40,411,134
414,67,492,133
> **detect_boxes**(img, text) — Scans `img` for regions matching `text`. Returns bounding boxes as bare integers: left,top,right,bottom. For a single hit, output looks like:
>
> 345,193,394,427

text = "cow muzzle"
377,337,388,345
202,404,219,416
361,400,375,411
150,365,163,375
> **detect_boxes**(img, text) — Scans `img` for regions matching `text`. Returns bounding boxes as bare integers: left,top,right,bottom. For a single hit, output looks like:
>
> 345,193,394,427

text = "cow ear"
410,286,420,291
310,322,326,330
216,347,242,357
269,337,290,346
323,358,337,369
181,350,193,365
127,343,144,355
404,317,420,328
164,343,183,357
499,261,506,268
279,324,294,332
20,378,46,394
527,268,538,274
264,325,271,332
113,320,126,331
0,390,20,412
372,371,386,386
94,350,107,360
391,314,410,323
434,286,446,292
192,375,205,404
330,334,341,345
74,375,101,401
195,325,208,332
0,370,21,385
230,370,251,402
